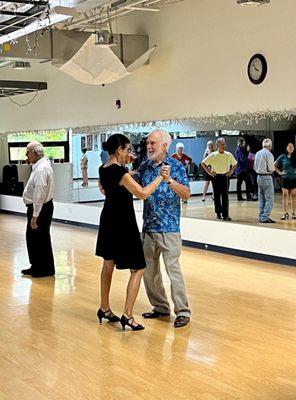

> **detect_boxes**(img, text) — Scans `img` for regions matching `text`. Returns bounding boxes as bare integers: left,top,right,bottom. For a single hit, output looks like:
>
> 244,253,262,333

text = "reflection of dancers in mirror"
80,148,88,187
247,145,258,200
95,134,164,331
201,138,237,221
172,142,192,166
202,141,215,201
274,142,296,220
234,138,254,201
172,142,192,203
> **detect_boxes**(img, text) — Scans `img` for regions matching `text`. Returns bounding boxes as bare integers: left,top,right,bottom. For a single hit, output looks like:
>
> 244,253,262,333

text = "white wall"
1,0,296,132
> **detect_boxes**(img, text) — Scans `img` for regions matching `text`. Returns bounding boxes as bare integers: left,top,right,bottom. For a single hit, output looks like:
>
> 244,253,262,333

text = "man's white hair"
176,142,184,149
216,137,225,146
149,129,172,149
27,141,44,157
262,138,272,148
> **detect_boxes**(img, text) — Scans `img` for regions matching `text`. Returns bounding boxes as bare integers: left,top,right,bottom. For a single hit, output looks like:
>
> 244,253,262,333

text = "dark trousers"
237,170,252,199
249,170,258,196
26,200,55,275
212,175,229,217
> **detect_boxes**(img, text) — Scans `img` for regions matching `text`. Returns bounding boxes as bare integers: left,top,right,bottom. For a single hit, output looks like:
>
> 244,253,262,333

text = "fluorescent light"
125,6,160,12
0,7,77,45
237,0,270,5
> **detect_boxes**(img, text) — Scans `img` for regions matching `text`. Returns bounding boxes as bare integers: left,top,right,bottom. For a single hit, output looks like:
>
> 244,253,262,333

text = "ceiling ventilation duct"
0,29,156,85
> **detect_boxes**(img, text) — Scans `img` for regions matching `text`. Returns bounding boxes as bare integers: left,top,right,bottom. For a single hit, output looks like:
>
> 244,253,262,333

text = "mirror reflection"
1,115,295,231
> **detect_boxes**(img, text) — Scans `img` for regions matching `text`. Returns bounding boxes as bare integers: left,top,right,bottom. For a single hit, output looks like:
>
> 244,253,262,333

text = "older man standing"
21,141,55,277
201,138,237,221
137,129,191,328
254,138,275,223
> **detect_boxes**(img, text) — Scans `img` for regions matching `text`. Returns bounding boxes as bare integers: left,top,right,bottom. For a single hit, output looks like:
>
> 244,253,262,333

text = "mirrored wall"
1,115,295,231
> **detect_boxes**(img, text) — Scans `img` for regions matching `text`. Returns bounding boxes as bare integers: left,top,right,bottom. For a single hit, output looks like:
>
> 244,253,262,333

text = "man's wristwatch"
167,178,173,185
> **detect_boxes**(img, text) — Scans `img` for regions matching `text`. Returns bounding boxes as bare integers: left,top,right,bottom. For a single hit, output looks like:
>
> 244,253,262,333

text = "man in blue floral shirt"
137,129,191,328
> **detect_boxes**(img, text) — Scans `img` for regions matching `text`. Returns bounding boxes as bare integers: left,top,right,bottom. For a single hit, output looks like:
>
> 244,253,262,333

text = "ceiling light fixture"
237,0,270,5
95,6,117,47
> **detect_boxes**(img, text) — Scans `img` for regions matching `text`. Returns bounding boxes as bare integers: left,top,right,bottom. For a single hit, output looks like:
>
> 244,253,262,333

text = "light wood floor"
85,193,296,231
0,214,296,400
181,193,296,231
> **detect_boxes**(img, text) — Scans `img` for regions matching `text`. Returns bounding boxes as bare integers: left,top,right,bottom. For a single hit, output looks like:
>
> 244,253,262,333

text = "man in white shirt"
22,141,55,277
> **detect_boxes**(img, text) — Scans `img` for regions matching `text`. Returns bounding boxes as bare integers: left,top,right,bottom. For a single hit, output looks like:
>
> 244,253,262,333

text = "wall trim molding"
183,240,295,267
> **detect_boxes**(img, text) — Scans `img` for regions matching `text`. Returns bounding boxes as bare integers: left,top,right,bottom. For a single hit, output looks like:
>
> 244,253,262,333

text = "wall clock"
247,54,267,85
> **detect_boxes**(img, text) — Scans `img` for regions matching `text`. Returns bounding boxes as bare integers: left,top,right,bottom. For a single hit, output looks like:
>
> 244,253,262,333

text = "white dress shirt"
23,157,54,217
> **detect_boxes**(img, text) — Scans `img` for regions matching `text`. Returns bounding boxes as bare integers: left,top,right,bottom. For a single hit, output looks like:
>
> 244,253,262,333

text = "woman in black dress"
96,134,163,331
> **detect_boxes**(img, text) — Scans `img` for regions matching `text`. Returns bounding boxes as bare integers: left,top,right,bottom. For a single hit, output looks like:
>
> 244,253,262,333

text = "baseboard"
182,240,295,267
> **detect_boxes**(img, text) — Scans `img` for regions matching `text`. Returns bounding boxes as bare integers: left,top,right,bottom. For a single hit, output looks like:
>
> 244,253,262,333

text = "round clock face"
247,54,267,85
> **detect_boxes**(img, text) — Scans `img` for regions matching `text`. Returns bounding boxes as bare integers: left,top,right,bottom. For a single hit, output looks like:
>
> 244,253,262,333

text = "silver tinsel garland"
71,109,296,134
6,109,296,135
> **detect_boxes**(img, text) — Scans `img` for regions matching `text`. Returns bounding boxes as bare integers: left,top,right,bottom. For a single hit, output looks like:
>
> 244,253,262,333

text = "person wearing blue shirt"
137,129,191,328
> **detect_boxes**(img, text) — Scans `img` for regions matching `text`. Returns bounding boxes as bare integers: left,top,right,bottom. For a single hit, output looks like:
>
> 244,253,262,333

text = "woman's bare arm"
120,173,163,200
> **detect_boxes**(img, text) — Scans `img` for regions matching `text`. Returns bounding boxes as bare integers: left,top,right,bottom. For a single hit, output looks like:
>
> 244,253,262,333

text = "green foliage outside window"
10,146,65,161
8,129,68,161
8,129,67,143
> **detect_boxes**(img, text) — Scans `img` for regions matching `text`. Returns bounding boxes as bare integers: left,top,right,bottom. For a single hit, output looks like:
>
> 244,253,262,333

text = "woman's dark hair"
285,142,296,167
237,137,245,146
102,134,130,155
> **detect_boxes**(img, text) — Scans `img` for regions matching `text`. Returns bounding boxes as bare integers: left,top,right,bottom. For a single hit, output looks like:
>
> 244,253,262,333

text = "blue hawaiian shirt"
137,156,190,233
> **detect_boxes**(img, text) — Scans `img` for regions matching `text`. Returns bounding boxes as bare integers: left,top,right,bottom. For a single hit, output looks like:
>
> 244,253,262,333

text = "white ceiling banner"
58,35,156,85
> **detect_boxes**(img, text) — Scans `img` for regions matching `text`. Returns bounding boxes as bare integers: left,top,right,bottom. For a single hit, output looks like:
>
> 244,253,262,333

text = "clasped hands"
160,165,171,182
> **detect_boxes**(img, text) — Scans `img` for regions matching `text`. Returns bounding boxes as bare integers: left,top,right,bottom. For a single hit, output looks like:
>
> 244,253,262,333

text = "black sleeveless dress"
95,164,146,270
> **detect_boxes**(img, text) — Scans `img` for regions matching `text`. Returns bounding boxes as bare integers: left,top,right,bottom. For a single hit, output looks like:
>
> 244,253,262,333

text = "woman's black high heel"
97,308,120,323
281,212,289,220
120,315,145,331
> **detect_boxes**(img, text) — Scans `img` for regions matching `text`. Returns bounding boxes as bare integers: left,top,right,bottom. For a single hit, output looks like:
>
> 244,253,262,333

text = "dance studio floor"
181,193,296,231
0,214,295,400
